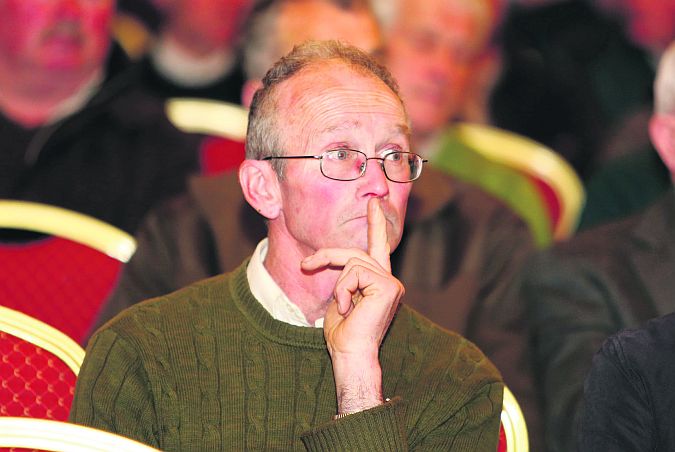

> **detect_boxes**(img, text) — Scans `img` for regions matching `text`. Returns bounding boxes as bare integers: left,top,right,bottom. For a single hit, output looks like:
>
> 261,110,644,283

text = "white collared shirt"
246,239,324,328
151,36,234,87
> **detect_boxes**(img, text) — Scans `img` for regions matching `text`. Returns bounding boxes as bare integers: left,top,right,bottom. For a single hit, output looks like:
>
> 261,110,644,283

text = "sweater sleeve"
301,338,503,451
69,328,159,449
300,398,407,451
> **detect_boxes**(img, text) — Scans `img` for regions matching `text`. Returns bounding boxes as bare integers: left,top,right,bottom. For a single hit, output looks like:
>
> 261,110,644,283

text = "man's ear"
650,114,675,175
239,159,282,220
241,80,263,109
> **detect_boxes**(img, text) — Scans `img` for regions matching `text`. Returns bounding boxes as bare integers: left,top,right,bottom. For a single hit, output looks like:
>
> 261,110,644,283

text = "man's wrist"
334,398,391,420
332,353,383,415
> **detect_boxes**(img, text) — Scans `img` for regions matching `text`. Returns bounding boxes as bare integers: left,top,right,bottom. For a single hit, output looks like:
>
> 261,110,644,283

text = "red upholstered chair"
165,98,248,175
0,417,160,451
0,201,136,344
447,123,585,242
498,386,529,452
0,305,85,422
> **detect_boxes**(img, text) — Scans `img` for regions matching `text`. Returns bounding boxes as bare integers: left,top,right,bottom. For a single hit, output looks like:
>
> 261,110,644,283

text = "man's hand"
301,198,405,415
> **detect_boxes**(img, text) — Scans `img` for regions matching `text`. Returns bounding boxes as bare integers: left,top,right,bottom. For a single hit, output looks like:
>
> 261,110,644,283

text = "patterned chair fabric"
0,236,124,344
0,331,76,421
0,200,136,345
1,306,85,426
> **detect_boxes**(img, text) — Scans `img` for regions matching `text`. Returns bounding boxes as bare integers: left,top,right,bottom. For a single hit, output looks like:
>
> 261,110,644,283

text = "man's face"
385,0,492,139
0,0,114,73
278,2,382,55
271,62,412,255
163,0,253,51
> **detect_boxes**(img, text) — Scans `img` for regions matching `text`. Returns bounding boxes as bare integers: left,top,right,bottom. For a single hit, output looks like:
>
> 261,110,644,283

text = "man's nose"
360,159,390,197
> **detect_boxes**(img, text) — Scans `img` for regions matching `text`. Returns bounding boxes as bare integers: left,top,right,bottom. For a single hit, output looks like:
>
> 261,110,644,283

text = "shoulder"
94,271,237,345
411,166,530,241
388,304,502,383
528,211,640,274
601,312,675,371
139,190,205,234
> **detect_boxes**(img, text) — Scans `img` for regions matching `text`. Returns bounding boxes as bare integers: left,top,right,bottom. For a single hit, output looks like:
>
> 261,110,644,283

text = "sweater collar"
228,261,327,349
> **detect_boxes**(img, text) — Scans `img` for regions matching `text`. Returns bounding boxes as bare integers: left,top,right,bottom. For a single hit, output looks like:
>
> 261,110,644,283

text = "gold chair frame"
452,123,585,240
0,200,136,262
0,305,85,375
0,417,160,451
501,385,529,452
165,98,249,141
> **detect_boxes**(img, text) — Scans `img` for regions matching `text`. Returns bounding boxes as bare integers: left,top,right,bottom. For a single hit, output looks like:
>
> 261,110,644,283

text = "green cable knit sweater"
70,261,503,451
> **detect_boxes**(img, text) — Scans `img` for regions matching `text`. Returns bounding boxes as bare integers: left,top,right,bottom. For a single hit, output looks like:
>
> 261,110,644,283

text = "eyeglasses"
263,149,427,183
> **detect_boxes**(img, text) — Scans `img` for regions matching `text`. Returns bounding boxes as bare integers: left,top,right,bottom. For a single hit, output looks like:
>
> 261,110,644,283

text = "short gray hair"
654,42,675,115
246,40,405,177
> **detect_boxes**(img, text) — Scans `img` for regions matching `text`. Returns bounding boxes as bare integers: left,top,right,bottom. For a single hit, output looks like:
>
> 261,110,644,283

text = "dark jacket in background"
491,0,654,179
579,145,670,230
522,189,675,452
0,47,200,234
579,311,675,451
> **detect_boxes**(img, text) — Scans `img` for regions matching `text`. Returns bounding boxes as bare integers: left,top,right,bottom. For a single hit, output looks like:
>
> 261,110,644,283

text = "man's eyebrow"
396,123,411,138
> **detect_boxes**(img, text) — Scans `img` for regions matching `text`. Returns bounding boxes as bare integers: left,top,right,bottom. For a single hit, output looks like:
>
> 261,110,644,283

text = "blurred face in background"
277,1,381,56
0,0,114,75
384,0,493,142
156,0,253,54
241,1,382,108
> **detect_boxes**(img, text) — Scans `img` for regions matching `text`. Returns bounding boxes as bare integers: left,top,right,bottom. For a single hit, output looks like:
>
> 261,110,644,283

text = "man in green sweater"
70,40,503,450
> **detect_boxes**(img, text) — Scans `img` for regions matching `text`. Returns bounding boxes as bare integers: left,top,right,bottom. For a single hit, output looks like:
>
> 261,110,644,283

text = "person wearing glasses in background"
70,40,503,450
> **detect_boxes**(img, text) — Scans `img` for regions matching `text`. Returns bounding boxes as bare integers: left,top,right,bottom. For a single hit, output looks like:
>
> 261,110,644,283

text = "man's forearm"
332,352,383,416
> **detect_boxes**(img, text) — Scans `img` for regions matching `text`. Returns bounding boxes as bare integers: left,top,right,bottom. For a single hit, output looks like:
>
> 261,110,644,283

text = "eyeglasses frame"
262,149,427,183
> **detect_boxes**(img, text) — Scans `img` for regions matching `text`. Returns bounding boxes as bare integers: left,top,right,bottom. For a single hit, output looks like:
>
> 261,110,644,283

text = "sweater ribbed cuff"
300,397,406,451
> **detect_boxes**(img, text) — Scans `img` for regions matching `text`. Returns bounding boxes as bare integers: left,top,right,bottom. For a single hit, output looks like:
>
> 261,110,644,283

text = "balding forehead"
272,61,409,136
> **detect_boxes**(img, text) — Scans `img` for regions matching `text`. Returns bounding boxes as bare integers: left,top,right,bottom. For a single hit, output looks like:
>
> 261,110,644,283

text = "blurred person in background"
597,0,675,58
371,0,503,155
577,0,675,229
0,0,198,234
136,0,254,102
522,41,675,452
490,0,673,180
579,310,675,451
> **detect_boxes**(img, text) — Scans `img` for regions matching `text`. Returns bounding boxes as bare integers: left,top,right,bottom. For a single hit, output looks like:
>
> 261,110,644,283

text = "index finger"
367,197,391,272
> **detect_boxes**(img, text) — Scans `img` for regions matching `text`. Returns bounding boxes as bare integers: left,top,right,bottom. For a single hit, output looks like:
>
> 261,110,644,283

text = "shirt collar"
151,35,234,87
247,238,324,328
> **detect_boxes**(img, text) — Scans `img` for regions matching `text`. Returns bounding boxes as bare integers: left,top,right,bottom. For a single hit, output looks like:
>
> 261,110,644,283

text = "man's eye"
335,150,349,160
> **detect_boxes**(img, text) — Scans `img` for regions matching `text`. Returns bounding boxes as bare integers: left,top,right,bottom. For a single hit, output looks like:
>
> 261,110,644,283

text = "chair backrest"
498,385,529,452
0,306,85,421
165,98,248,141
0,201,137,344
447,122,585,242
165,98,248,175
0,417,160,451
